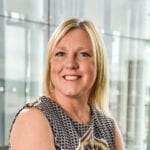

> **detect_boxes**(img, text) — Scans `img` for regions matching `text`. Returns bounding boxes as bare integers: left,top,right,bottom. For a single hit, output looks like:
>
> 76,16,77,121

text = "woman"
10,18,124,150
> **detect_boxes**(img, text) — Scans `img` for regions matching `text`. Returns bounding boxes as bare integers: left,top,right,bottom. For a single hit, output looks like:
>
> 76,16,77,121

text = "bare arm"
114,124,125,150
10,108,56,150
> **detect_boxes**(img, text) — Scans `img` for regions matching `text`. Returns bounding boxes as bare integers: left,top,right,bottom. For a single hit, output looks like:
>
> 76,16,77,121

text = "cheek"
84,61,97,81
50,59,62,74
89,60,97,73
50,61,62,87
90,66,97,82
50,62,60,84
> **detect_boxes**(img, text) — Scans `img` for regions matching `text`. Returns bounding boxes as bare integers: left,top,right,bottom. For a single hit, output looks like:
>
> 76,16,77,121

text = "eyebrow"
55,46,92,51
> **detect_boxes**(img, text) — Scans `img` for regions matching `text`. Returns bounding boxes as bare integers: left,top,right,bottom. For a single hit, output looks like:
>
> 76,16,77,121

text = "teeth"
64,75,78,80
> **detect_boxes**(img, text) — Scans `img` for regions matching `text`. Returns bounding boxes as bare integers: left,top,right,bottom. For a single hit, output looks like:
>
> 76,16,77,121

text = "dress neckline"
45,96,94,126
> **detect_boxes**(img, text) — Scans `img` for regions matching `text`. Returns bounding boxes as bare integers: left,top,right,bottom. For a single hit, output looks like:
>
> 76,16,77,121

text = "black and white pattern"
33,96,115,150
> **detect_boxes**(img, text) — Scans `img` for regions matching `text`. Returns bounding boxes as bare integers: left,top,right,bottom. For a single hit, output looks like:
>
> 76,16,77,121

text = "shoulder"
93,107,124,149
114,123,125,150
10,107,55,150
93,107,115,126
11,107,48,126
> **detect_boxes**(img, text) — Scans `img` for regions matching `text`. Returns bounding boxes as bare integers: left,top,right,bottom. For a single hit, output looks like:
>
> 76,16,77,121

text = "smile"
63,75,81,81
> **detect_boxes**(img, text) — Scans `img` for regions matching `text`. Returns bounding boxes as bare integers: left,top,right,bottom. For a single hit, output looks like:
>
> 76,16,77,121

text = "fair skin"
50,28,97,123
10,28,124,150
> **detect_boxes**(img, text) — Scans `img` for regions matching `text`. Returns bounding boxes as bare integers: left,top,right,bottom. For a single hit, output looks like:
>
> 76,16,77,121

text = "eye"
80,51,91,57
55,51,65,57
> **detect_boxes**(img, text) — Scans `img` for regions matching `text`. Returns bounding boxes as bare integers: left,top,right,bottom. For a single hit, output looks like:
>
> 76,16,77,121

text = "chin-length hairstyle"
44,18,110,114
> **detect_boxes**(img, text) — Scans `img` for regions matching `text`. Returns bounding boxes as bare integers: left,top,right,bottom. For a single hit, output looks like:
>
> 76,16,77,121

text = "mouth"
63,75,81,81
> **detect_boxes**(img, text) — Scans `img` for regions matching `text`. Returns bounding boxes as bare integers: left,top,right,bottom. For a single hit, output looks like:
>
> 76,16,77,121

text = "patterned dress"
10,96,115,150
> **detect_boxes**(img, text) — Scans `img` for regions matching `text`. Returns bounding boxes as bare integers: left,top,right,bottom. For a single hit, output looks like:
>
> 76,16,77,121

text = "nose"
65,55,79,70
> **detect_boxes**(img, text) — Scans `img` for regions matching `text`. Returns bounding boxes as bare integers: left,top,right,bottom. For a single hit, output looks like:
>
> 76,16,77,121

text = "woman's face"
50,28,97,99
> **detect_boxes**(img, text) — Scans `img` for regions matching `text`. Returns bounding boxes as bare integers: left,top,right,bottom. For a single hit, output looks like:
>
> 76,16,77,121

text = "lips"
63,75,81,81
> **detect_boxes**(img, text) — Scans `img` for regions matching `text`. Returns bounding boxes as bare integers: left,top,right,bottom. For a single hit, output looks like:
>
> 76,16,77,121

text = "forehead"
56,28,93,48
62,28,89,38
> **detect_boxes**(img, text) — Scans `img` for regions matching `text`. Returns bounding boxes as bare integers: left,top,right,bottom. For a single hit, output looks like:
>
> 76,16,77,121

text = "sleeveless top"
10,96,115,150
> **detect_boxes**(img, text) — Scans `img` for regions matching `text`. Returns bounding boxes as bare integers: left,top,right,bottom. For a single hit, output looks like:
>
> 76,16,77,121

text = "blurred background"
0,0,150,149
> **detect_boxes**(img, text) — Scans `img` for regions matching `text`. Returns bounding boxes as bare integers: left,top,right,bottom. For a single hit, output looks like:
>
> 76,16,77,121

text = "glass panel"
49,0,84,25
0,0,48,23
109,0,150,39
57,0,150,39
0,17,48,144
96,0,150,39
104,33,150,150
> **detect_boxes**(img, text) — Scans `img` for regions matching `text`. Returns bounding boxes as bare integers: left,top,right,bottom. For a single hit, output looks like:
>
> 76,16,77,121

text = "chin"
65,92,79,97
63,90,80,97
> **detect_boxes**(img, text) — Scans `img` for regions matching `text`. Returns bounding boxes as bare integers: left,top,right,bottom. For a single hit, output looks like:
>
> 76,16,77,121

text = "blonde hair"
44,18,109,114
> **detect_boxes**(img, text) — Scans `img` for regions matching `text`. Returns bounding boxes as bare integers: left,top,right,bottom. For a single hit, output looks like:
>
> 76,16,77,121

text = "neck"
51,91,91,124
